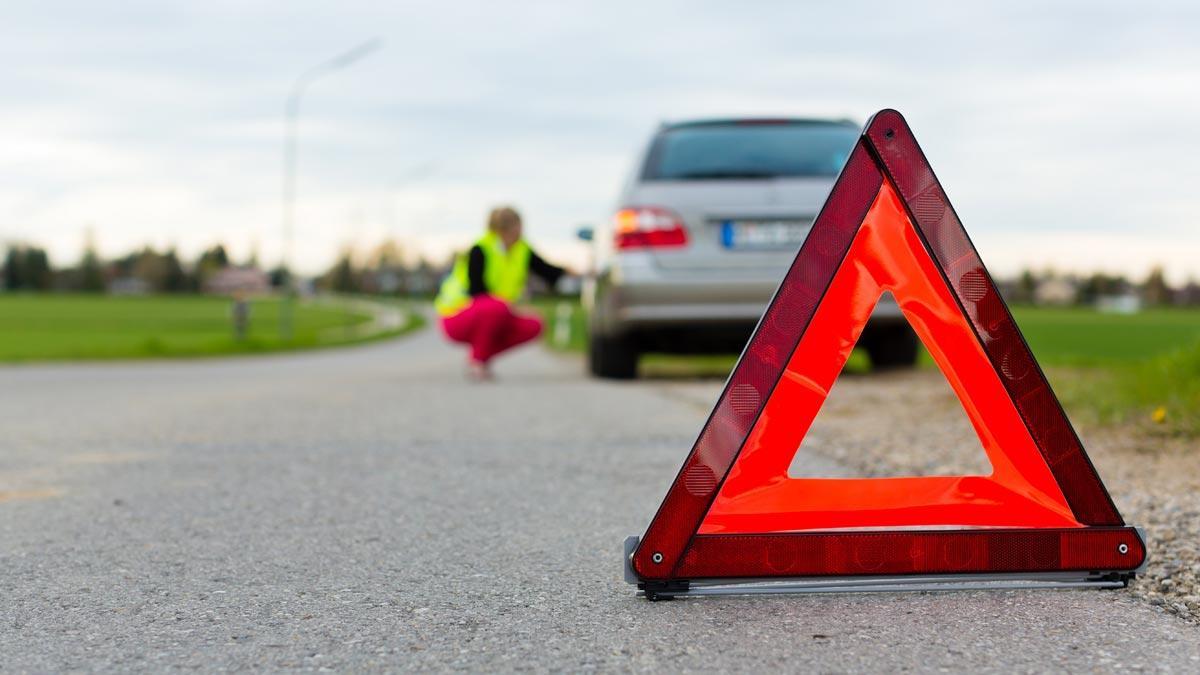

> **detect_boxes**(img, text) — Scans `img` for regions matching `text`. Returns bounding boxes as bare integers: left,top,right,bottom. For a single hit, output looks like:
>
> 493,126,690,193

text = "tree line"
0,239,447,296
1002,267,1200,307
1,241,267,293
3,238,1196,305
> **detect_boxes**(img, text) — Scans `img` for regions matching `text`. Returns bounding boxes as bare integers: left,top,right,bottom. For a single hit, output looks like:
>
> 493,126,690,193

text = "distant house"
1034,278,1078,306
108,276,151,296
1096,293,1142,314
405,263,446,295
203,267,270,296
374,269,402,294
1176,281,1200,307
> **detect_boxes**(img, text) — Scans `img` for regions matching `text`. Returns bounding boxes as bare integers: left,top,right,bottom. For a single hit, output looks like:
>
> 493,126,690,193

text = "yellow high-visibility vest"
434,231,531,316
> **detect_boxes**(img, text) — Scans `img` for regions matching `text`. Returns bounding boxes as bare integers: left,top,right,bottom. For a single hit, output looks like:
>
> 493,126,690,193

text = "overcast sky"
3,0,1199,280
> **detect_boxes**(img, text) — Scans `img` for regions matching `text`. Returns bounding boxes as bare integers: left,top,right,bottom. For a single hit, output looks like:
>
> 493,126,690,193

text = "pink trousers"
440,295,544,364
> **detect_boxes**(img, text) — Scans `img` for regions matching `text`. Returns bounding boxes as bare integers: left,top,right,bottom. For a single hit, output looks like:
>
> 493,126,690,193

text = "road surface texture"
2,328,1197,671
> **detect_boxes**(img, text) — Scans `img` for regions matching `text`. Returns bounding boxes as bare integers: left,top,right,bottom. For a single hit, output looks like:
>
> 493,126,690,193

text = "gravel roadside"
696,369,1200,625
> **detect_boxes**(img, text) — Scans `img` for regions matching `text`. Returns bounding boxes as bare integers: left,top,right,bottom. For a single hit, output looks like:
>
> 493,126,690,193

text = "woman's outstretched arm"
528,249,566,287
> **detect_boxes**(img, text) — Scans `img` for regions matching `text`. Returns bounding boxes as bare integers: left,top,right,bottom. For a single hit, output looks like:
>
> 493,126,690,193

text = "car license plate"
719,219,810,250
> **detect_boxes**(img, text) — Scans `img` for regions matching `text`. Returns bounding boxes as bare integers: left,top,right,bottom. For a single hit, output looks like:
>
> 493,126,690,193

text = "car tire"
588,332,639,379
864,323,919,370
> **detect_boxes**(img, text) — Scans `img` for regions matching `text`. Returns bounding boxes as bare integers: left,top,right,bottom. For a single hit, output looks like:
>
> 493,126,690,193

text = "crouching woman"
434,206,567,380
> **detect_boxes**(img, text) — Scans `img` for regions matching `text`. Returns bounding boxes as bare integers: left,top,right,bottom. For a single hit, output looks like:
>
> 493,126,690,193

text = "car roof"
659,117,859,130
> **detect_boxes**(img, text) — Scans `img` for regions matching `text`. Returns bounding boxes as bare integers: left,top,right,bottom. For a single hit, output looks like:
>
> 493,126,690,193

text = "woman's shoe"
466,360,493,382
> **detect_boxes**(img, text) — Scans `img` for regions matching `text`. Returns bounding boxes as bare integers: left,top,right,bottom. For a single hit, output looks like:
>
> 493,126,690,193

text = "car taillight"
613,207,688,250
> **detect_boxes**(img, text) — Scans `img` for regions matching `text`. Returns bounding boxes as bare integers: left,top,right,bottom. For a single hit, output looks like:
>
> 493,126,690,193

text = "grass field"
1006,306,1200,365
536,300,1200,367
0,294,422,361
535,298,1200,434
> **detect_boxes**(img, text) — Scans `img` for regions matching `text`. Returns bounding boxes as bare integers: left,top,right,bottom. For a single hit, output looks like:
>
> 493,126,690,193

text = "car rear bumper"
589,268,905,338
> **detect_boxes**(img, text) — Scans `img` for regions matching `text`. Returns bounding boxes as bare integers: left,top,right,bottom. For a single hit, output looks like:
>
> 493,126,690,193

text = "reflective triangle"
631,109,1144,586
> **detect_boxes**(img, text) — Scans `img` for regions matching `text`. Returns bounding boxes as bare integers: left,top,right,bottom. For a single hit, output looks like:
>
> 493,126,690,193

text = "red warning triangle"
630,110,1144,595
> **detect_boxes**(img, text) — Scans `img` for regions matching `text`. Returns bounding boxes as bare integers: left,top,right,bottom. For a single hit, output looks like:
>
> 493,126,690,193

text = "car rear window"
642,121,859,180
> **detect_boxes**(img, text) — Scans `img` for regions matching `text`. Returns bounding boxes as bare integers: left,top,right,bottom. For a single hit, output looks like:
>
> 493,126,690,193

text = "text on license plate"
719,220,811,249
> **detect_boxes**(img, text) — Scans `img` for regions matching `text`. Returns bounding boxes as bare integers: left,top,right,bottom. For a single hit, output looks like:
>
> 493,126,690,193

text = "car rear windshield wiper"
669,170,782,180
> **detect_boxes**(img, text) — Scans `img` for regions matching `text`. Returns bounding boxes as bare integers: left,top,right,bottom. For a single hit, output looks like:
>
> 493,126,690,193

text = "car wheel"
864,323,919,370
588,332,639,379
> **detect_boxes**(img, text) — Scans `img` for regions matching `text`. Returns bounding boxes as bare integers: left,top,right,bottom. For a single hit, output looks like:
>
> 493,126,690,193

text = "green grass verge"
1006,306,1200,365
1050,344,1200,436
0,293,423,362
534,298,1200,434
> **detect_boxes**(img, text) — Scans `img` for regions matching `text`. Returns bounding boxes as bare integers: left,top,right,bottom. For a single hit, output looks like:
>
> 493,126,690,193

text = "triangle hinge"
639,580,691,601
625,535,691,600
1087,570,1136,588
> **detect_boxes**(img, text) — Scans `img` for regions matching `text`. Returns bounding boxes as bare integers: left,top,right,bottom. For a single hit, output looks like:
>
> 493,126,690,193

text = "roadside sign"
626,109,1145,600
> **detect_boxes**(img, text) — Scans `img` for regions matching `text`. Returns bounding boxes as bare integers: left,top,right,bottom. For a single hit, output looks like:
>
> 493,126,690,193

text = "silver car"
583,117,916,379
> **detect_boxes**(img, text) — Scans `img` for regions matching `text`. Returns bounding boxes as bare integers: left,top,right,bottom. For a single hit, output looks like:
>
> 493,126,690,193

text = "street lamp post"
280,38,382,341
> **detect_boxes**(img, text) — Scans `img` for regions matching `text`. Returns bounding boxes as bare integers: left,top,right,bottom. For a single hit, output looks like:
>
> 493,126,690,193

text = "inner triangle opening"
788,292,993,479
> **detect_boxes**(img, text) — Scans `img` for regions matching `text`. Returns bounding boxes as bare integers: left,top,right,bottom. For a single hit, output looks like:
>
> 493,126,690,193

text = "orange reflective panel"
700,179,1079,534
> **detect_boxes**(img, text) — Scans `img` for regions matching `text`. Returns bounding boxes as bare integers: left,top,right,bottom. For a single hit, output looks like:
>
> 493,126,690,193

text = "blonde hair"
487,206,522,235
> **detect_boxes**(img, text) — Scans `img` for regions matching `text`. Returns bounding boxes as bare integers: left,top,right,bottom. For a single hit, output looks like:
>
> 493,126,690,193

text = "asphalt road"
2,327,1197,672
